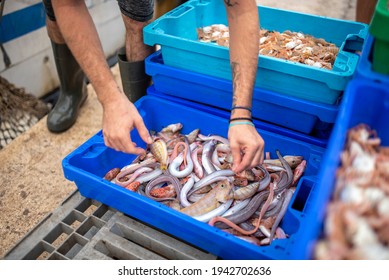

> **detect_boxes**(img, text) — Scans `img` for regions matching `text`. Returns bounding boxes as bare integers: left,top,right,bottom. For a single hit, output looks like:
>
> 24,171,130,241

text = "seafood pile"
103,123,306,246
315,124,389,260
197,24,339,70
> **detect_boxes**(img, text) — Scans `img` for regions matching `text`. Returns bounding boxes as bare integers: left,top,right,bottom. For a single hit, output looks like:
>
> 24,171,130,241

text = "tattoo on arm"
224,0,238,7
231,62,240,107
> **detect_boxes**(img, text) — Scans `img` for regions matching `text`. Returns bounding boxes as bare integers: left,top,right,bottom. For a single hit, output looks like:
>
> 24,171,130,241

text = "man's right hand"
101,92,153,155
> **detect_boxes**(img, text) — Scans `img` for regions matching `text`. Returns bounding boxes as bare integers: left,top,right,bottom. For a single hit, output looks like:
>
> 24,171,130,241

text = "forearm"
51,0,121,107
224,0,259,118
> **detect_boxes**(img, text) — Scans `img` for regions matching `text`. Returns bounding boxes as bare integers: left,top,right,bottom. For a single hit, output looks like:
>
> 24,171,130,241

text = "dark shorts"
43,0,154,22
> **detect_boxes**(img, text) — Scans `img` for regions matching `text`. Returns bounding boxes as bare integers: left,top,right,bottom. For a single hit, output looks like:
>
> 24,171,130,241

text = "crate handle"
291,176,315,213
143,2,194,37
340,34,366,54
164,2,194,18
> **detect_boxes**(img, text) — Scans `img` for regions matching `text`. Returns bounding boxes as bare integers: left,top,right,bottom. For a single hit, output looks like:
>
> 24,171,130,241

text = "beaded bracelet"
229,117,253,123
231,106,252,113
229,121,255,128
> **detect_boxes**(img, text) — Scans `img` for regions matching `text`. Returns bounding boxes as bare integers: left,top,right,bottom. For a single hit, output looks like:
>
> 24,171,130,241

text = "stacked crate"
309,80,389,259
312,0,389,259
143,0,369,140
61,0,370,260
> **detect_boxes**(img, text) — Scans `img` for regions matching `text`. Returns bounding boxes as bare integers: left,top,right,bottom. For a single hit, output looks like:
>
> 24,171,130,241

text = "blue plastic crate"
293,80,389,256
62,95,326,260
146,50,338,136
354,34,389,85
143,0,368,105
147,85,329,148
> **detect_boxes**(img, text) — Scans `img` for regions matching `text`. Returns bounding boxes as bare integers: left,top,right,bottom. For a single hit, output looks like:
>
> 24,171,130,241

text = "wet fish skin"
180,179,233,217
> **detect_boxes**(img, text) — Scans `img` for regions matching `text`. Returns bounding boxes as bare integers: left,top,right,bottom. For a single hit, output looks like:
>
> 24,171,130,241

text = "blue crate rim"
145,50,340,123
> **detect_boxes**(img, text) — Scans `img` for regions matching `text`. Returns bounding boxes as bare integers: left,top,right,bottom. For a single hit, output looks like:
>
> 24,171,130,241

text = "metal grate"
3,190,217,260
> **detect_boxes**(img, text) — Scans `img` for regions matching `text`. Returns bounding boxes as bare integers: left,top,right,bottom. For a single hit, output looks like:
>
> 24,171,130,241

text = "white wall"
0,0,125,98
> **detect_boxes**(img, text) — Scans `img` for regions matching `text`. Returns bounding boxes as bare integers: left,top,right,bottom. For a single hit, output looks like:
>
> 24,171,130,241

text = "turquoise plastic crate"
295,79,389,256
144,0,368,105
62,95,325,260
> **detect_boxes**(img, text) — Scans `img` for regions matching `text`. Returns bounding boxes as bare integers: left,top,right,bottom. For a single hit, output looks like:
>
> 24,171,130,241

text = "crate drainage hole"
52,232,69,247
24,242,54,260
94,240,137,260
57,235,87,259
37,250,51,260
292,179,313,212
77,217,105,239
62,211,87,229
83,204,98,216
93,205,115,221
70,220,82,229
75,199,100,216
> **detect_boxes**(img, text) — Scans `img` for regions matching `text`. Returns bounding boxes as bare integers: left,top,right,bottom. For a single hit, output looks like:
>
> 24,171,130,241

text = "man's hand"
102,93,152,155
228,124,264,174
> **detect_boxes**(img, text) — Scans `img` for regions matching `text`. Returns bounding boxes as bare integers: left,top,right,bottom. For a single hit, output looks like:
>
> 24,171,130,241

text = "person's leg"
356,0,378,24
116,0,156,102
43,0,87,133
155,0,188,18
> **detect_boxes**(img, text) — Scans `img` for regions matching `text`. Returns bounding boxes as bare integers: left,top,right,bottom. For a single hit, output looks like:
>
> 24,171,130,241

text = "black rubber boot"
117,47,151,102
47,41,87,133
